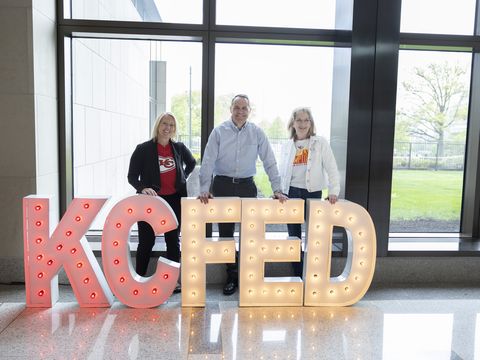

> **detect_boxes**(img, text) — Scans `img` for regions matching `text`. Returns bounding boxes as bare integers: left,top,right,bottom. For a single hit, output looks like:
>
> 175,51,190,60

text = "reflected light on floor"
0,295,479,359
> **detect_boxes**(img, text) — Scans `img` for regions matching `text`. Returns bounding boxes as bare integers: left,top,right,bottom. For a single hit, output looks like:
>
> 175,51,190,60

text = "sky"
153,0,338,28
152,0,476,34
153,0,476,137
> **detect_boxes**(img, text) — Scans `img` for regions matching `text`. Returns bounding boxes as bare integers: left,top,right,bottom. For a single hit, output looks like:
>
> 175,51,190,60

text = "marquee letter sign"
239,198,304,307
23,195,376,308
180,198,240,307
23,196,113,307
102,195,180,308
304,200,376,306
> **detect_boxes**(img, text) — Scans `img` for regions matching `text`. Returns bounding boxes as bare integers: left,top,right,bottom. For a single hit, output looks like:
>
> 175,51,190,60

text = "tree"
266,116,288,139
171,90,202,138
215,93,234,123
397,61,469,156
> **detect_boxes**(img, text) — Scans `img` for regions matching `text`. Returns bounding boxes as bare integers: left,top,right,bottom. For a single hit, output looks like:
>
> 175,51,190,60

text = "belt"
215,175,254,184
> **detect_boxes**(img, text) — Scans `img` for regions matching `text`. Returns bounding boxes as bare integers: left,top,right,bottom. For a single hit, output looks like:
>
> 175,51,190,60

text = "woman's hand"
141,188,158,196
327,195,338,204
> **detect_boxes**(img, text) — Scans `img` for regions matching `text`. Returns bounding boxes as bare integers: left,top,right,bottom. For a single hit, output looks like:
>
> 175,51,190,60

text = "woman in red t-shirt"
128,112,196,293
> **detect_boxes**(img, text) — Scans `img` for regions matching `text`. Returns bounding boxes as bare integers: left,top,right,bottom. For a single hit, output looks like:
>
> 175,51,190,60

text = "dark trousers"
287,186,322,277
136,193,181,276
212,176,257,283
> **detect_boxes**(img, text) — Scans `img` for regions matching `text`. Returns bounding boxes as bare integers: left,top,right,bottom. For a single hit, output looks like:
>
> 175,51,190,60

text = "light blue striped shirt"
199,120,282,193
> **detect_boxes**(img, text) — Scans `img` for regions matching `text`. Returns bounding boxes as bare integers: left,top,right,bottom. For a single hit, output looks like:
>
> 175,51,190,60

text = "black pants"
212,176,257,282
136,193,181,276
287,186,322,277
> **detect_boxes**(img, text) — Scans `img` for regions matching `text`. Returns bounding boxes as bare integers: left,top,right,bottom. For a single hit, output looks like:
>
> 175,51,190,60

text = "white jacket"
279,136,340,196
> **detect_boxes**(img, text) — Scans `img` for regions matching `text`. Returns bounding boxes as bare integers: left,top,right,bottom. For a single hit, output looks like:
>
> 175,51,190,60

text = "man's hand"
198,192,213,204
326,195,338,204
141,188,157,196
273,191,288,203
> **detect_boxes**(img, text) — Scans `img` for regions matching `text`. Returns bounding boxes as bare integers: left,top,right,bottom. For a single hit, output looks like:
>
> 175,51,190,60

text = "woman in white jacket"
279,107,340,277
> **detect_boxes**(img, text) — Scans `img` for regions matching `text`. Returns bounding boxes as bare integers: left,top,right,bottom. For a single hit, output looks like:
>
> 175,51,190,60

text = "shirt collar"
229,118,248,131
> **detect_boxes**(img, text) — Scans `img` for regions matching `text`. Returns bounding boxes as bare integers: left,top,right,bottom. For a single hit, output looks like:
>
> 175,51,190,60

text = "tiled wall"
67,0,154,230
72,35,153,229
0,0,58,281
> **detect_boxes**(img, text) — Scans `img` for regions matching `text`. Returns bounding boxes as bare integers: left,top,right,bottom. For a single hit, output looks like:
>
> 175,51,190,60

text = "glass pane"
214,43,351,199
72,38,202,230
216,0,353,30
400,0,476,35
390,50,471,233
69,0,202,23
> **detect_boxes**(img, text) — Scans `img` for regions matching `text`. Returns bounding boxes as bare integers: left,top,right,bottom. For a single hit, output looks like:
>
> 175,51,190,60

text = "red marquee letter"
23,196,114,307
102,195,180,308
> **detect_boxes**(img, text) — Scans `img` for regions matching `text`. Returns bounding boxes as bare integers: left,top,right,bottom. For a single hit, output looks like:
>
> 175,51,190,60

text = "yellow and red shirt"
290,139,310,189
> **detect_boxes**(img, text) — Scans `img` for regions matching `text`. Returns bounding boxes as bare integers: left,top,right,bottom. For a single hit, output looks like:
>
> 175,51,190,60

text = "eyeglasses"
294,119,311,124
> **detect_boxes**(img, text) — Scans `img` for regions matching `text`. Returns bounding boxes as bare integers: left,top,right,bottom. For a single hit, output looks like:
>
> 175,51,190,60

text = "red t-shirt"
157,143,177,195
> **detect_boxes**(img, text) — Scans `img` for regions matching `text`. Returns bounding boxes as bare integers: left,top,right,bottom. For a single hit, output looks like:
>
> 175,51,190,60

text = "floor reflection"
383,314,454,359
0,297,479,359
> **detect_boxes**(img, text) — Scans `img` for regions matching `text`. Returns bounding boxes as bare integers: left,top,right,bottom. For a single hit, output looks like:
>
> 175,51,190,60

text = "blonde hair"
151,112,177,142
287,107,316,140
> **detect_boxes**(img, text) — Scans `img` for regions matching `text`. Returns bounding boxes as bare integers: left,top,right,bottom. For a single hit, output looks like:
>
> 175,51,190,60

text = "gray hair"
287,107,316,140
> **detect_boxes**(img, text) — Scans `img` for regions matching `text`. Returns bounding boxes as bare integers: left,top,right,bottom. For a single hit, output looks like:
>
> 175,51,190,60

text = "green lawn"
255,167,463,221
254,167,273,197
390,170,463,221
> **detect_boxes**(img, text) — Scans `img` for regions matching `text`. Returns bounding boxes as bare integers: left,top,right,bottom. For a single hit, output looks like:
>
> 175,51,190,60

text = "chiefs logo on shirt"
158,156,176,173
293,148,308,166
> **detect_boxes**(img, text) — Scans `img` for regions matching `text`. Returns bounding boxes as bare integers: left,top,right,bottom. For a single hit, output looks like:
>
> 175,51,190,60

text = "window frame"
57,0,480,257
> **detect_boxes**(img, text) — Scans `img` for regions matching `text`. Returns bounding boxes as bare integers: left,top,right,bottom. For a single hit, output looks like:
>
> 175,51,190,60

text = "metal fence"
177,135,201,156
177,135,287,161
393,141,465,170
176,136,465,171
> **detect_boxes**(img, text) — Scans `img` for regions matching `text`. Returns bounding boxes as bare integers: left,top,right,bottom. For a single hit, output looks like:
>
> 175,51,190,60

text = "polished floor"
0,283,479,359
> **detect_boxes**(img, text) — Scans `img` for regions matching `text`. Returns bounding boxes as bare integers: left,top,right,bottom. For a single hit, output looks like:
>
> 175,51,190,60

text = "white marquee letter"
181,198,240,307
239,198,304,307
304,200,376,306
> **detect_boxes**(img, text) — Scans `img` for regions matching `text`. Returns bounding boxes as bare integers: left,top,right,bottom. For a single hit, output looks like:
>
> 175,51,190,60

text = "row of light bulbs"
23,195,375,308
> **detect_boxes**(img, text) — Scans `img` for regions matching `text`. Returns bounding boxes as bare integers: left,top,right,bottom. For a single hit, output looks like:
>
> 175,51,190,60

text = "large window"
60,0,480,253
389,51,471,233
400,0,476,35
68,0,202,23
216,0,353,30
72,38,202,229
214,43,350,198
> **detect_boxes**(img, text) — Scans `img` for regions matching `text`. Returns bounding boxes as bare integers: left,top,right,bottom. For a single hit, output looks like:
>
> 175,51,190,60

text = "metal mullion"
200,35,216,158
460,0,480,238
213,24,347,36
57,27,73,215
56,0,66,22
344,0,378,208
212,31,351,48
207,0,216,31
58,18,208,32
400,33,480,49
368,0,402,256
59,24,207,41
201,0,216,156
